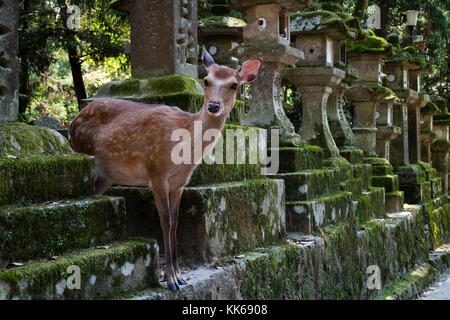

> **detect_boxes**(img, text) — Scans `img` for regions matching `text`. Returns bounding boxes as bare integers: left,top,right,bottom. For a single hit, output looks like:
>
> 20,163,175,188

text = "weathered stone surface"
130,205,429,300
107,179,285,264
232,44,304,146
390,101,409,165
130,0,197,78
31,116,64,130
327,82,356,147
0,196,127,267
286,191,353,234
0,122,95,206
286,67,344,156
0,239,159,300
275,146,324,172
0,0,19,121
272,169,339,201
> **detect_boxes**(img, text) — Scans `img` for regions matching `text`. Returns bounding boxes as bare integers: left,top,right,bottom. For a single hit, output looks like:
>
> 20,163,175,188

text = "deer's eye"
230,83,238,90
203,79,209,87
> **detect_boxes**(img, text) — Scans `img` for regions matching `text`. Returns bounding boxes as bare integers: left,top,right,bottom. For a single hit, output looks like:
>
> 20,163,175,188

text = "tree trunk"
18,0,32,114
67,45,87,108
353,0,369,21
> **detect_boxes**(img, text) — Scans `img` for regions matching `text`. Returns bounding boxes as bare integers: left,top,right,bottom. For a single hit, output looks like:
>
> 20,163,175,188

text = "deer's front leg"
169,187,186,286
152,180,179,291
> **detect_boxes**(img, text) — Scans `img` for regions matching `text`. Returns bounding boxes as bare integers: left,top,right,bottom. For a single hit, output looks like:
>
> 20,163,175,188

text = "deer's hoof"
177,277,187,285
168,282,181,292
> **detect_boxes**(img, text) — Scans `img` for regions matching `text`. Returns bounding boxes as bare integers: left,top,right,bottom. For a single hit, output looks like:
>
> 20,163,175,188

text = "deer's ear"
238,58,262,84
202,46,215,69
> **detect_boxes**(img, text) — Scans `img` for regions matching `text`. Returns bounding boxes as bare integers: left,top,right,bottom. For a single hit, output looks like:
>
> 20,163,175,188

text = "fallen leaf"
95,245,110,250
7,262,24,268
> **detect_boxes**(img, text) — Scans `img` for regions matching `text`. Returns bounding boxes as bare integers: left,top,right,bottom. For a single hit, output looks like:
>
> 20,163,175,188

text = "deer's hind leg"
169,187,185,285
152,179,179,291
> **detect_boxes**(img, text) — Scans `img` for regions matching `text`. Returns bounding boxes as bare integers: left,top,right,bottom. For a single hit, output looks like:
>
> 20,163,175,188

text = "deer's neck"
190,107,227,164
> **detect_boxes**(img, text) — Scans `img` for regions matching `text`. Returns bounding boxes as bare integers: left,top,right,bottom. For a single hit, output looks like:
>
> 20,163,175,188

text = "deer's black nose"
208,102,220,113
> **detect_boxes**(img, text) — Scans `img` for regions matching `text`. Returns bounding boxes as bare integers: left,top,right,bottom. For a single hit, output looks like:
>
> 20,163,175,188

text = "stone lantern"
432,116,450,194
345,51,391,156
286,10,360,156
376,97,402,160
384,60,430,163
390,99,409,165
198,6,245,78
0,0,19,121
420,102,440,164
230,0,308,146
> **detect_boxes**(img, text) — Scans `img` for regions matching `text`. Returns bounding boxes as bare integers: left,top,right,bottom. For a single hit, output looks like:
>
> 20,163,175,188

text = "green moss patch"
0,196,127,267
286,191,353,234
275,145,324,172
273,169,339,201
199,15,246,28
0,122,73,158
347,29,392,55
0,155,95,206
0,238,159,300
371,175,399,192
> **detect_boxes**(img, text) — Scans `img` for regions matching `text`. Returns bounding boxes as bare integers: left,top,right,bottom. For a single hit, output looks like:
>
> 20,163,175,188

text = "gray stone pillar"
130,0,198,78
0,0,19,121
327,82,356,147
287,67,344,157
390,101,409,165
376,99,401,160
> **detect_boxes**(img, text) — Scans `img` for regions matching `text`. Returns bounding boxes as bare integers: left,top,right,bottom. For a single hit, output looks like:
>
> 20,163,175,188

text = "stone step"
353,187,385,223
422,198,450,249
372,175,400,192
340,178,364,196
430,177,443,199
0,122,95,206
274,146,324,173
401,181,432,204
353,163,372,190
0,155,95,206
0,196,127,268
385,191,405,213
363,157,394,175
106,179,286,264
0,238,159,300
286,191,354,234
121,205,429,300
339,146,364,164
270,169,340,201
395,164,427,184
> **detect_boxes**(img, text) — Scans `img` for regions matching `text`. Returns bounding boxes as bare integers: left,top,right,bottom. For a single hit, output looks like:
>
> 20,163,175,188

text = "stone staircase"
0,122,448,300
0,122,159,299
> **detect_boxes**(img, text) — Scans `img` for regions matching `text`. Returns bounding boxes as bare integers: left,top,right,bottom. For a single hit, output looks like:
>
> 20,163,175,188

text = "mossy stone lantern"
230,0,309,147
198,11,245,78
384,44,429,163
420,101,440,164
345,30,393,156
432,111,450,194
376,97,402,160
286,10,360,156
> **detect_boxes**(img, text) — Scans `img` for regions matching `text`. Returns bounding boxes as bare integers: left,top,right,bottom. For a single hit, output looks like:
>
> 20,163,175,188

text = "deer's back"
70,99,176,155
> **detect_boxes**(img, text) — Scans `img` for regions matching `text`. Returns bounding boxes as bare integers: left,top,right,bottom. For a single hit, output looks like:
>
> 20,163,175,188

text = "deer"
69,47,262,291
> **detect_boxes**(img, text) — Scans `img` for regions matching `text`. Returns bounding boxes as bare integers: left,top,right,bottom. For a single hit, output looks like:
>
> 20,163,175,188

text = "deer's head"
201,46,262,118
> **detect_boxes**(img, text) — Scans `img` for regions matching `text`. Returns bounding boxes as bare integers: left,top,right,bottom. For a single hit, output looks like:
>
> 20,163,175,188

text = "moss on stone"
0,155,95,206
0,122,73,158
199,15,246,28
0,196,126,267
371,175,399,192
0,238,159,299
290,10,358,38
421,101,441,115
347,29,392,55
